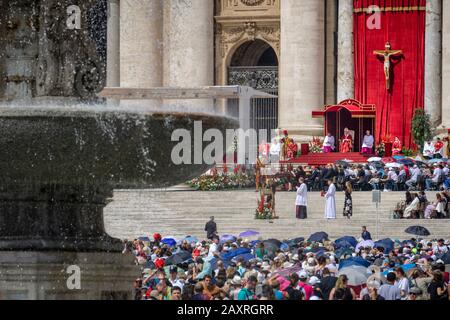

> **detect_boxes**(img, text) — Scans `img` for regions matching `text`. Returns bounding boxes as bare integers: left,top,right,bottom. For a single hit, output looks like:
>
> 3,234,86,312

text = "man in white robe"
322,133,335,153
295,178,308,219
423,140,434,160
361,130,375,155
270,137,281,163
324,180,337,220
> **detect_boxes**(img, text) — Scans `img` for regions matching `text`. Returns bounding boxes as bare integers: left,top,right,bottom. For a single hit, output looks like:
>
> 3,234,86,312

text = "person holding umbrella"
295,177,308,219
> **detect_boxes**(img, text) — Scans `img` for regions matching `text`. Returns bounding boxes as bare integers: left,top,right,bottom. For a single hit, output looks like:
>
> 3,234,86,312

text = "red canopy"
312,99,376,119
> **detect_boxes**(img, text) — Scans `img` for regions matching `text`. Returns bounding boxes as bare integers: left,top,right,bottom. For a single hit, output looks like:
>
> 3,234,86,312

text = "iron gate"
228,66,278,140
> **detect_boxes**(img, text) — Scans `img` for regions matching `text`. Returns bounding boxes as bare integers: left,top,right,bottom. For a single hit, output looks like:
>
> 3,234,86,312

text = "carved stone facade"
0,0,105,101
215,0,280,86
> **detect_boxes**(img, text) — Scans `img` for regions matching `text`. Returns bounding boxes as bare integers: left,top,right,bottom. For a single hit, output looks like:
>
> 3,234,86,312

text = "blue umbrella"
138,236,151,242
182,236,198,244
440,252,450,265
239,230,260,238
393,155,405,160
308,232,329,243
334,240,354,250
427,158,447,164
382,264,417,277
280,243,290,251
221,247,252,261
250,240,261,247
220,234,237,243
232,253,255,264
374,238,394,253
161,238,177,247
405,226,430,237
396,158,415,165
335,236,358,248
338,257,371,270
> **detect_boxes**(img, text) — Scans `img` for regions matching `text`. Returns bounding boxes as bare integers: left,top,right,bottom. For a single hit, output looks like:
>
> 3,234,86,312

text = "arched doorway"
227,40,279,139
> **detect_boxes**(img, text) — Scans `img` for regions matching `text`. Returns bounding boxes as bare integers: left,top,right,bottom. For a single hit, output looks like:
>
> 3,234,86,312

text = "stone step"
104,190,450,241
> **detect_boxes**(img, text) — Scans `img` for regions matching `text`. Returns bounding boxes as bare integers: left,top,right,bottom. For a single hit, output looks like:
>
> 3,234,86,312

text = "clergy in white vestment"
295,177,308,219
361,130,375,155
322,133,335,153
324,180,337,220
423,140,434,159
270,137,281,163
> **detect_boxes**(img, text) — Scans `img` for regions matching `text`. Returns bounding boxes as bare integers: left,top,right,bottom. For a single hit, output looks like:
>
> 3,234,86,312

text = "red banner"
353,0,425,148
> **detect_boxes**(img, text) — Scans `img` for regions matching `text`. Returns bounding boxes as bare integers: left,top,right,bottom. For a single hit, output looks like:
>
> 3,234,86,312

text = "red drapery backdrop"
353,0,425,148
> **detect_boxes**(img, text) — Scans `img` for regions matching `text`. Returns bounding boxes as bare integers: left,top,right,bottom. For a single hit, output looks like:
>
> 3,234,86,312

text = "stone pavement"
104,190,450,241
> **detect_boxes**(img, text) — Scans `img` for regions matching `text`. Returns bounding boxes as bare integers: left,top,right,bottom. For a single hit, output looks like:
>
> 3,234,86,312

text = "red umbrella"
381,157,395,164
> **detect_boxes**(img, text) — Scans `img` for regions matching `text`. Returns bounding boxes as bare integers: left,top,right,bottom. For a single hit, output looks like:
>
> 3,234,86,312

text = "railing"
228,66,278,140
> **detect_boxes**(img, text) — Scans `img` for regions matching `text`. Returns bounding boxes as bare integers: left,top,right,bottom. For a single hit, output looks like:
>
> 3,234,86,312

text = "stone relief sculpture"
1,0,105,100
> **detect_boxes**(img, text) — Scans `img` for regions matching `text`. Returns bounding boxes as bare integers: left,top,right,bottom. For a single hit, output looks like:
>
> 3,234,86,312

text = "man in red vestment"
340,128,353,153
434,138,444,159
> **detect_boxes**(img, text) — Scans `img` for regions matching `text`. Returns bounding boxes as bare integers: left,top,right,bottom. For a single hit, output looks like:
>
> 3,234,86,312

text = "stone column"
162,0,214,113
120,0,163,89
337,0,354,102
279,0,325,139
441,0,450,130
425,0,442,126
325,0,338,105
107,0,120,88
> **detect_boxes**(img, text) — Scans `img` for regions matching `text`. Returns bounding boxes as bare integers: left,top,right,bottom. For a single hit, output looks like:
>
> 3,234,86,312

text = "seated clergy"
423,140,434,160
361,130,375,155
434,138,444,159
322,133,335,153
340,128,353,153
392,137,402,156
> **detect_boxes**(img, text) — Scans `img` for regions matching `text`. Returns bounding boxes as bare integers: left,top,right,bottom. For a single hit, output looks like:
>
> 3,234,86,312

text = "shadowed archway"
227,40,278,139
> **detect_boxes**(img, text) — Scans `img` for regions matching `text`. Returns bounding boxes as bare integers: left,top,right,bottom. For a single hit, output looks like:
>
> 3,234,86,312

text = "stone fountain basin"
0,106,237,252
0,107,237,188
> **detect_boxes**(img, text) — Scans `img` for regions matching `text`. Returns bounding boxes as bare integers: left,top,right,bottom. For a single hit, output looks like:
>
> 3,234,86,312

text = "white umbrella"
368,157,382,162
385,162,401,168
355,240,375,252
339,265,370,286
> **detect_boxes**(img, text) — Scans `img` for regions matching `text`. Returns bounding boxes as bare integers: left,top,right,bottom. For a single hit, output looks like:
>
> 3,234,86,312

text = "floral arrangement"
401,147,416,157
309,137,324,154
187,167,255,191
255,195,273,220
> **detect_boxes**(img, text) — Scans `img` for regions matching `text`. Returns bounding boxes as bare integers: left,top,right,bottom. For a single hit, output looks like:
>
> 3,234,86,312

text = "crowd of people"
276,161,450,194
127,224,450,301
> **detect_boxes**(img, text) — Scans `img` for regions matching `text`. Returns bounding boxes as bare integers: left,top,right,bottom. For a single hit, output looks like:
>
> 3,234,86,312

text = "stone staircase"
104,190,450,242
284,152,369,166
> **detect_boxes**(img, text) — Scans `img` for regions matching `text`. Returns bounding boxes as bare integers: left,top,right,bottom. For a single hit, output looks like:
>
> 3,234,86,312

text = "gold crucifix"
373,42,403,91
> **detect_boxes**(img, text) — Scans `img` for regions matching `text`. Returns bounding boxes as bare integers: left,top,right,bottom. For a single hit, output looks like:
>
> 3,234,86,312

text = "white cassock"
296,183,308,207
323,136,335,150
324,183,337,219
423,142,434,158
362,135,375,149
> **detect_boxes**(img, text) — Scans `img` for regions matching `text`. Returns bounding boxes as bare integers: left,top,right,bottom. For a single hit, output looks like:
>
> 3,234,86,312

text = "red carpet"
282,152,370,166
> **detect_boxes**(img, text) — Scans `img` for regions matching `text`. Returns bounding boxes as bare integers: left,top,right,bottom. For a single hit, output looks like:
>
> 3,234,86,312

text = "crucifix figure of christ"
373,42,403,91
